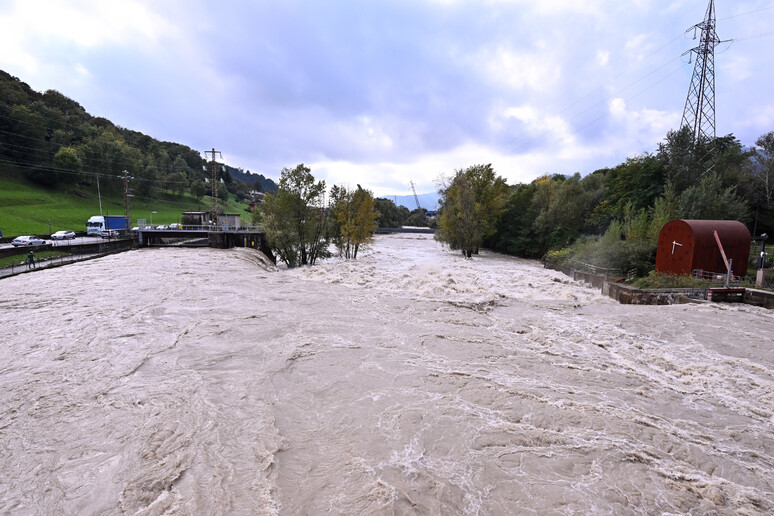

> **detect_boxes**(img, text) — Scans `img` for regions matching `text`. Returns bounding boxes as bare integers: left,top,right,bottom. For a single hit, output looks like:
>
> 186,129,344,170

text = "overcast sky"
1,0,773,197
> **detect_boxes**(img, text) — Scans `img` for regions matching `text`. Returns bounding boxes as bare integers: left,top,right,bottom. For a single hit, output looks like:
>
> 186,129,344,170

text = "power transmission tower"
680,0,726,143
204,148,223,223
122,169,133,227
410,180,421,211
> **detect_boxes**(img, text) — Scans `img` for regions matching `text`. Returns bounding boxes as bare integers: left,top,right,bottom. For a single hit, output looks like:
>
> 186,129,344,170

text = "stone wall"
548,262,774,309
744,288,774,309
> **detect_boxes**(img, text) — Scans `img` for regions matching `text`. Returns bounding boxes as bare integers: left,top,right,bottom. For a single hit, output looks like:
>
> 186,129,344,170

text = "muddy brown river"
1,233,773,515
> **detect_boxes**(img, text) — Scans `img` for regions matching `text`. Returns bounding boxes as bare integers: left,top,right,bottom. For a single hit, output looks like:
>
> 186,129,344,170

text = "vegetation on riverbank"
436,127,773,279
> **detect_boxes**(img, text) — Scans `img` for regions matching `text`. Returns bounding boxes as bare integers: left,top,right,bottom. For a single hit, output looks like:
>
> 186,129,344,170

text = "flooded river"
1,233,773,514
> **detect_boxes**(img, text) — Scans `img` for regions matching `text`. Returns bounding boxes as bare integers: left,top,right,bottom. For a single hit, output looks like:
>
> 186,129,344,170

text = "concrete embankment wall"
744,289,774,309
552,266,774,308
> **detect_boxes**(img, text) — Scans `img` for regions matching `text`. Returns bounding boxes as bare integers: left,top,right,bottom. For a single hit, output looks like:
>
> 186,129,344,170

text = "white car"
12,235,46,246
51,230,76,240
156,225,169,230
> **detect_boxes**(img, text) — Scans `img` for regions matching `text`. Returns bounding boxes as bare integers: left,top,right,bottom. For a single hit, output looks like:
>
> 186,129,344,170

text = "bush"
633,271,708,289
542,222,656,275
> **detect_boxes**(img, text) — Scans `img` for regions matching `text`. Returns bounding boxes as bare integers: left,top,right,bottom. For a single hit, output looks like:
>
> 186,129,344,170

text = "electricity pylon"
680,0,725,143
204,147,223,223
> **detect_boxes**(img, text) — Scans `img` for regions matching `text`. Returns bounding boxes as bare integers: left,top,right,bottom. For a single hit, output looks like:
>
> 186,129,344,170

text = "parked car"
157,225,169,230
51,230,76,240
12,235,46,246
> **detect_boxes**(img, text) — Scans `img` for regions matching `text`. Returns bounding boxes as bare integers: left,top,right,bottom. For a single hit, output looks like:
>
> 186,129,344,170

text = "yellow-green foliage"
330,186,379,259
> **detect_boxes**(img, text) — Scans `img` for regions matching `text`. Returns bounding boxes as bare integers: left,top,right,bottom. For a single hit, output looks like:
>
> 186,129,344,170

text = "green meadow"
0,168,251,237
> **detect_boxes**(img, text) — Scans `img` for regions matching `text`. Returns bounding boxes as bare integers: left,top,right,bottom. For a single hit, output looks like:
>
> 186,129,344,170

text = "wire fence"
564,259,622,278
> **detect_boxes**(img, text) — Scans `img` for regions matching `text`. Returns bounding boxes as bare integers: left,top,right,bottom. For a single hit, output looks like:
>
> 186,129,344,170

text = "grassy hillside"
0,167,252,237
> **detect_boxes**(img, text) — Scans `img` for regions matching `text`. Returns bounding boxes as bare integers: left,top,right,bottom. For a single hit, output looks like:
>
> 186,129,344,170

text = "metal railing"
566,259,622,278
688,268,743,300
0,242,135,279
138,224,262,232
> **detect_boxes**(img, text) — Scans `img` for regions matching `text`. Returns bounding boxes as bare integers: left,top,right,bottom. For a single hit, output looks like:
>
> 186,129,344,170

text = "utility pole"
680,0,727,143
123,170,133,228
204,148,223,224
97,176,103,215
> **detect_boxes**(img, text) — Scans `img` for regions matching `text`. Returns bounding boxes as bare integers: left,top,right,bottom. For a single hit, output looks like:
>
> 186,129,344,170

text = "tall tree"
746,132,774,208
436,164,507,257
330,185,379,259
262,164,330,267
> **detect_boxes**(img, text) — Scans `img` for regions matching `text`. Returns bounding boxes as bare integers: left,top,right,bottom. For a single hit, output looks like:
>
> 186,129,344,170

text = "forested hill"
224,164,277,193
0,69,276,199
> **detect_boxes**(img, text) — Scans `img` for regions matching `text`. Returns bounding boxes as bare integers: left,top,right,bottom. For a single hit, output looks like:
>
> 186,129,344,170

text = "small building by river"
655,219,750,277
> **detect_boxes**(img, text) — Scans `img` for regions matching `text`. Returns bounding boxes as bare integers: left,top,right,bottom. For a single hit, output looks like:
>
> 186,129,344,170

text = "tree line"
0,70,276,206
258,127,773,273
435,127,774,274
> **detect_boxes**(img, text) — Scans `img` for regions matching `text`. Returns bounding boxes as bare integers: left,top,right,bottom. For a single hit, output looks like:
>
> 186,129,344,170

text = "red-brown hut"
655,220,750,277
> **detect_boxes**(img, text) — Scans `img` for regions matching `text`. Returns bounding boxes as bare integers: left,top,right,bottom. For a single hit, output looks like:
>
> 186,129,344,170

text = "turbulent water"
1,233,773,515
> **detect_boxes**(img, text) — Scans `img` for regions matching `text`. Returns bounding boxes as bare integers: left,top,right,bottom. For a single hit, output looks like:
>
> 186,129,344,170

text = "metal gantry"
410,180,421,211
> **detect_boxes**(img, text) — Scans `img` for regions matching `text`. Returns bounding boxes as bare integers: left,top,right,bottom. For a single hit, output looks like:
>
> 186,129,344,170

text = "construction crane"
409,180,421,211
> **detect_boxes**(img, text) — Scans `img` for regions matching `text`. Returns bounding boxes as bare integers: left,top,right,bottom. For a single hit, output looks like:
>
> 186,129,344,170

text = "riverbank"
547,265,774,309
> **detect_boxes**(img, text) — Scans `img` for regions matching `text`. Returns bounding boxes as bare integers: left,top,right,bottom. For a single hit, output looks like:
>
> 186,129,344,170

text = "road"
0,236,106,250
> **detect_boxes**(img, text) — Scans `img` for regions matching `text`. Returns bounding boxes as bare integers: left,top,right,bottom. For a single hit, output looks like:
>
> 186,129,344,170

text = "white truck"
86,215,129,236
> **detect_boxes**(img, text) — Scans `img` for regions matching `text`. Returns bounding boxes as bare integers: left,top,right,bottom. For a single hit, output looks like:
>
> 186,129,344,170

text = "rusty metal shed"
655,220,751,277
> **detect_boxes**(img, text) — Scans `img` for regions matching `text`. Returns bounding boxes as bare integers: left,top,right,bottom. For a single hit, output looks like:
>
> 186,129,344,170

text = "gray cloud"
1,0,773,194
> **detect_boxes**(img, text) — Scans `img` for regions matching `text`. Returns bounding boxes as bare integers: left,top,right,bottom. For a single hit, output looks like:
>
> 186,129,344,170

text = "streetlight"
150,211,157,226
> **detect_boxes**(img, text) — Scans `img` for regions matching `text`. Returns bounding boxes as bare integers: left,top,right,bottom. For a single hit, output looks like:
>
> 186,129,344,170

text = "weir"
138,227,275,262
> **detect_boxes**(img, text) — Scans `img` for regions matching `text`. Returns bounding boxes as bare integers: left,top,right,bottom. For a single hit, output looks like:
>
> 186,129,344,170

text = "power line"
501,56,684,156
0,156,225,209
718,4,774,21
0,134,202,181
727,30,774,42
496,2,705,157
0,155,191,185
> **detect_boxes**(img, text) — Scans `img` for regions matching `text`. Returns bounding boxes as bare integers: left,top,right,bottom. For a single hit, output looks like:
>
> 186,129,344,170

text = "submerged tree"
262,164,329,267
330,185,379,259
436,164,508,257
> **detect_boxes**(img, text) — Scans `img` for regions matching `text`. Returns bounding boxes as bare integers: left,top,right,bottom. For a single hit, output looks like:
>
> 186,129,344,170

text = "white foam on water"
1,234,773,514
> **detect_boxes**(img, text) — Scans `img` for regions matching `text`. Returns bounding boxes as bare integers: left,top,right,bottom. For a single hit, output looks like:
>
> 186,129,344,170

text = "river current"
1,233,773,515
